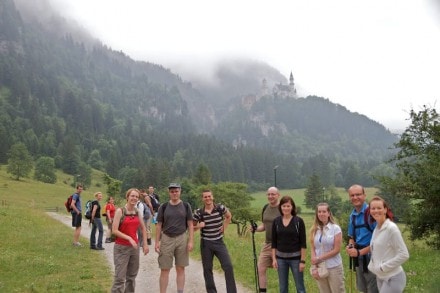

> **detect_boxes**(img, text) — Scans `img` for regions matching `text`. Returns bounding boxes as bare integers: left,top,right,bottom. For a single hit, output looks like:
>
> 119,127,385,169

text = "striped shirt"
193,204,227,241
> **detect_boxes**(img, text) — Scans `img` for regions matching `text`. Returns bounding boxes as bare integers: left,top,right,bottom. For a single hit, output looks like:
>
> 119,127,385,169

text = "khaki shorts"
158,233,189,269
258,243,274,268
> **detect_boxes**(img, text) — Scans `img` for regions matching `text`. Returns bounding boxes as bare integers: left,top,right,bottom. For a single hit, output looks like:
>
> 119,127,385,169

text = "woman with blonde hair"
309,203,345,292
111,188,149,293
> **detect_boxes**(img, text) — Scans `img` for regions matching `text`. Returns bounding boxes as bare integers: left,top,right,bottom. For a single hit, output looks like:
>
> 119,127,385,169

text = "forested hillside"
0,0,398,189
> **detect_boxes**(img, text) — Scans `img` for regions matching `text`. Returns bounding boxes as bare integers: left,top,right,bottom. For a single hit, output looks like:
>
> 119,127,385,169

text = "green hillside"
1,167,439,292
0,167,112,292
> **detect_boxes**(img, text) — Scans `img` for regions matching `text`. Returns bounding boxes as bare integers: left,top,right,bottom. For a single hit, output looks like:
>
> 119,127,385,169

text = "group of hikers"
251,185,409,293
69,183,409,293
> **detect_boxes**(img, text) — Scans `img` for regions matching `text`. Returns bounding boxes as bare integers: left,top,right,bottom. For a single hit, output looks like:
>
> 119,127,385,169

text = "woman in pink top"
111,188,149,293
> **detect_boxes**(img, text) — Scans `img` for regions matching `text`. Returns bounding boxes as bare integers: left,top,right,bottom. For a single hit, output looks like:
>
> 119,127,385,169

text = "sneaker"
96,247,105,250
73,242,82,247
105,238,112,243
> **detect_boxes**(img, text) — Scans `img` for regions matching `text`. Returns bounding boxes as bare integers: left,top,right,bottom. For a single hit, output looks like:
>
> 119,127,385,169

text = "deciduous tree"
7,143,33,180
34,156,56,183
378,106,440,249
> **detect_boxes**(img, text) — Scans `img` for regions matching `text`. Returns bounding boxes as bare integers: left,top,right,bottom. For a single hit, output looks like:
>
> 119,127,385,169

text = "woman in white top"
368,196,409,293
310,203,345,293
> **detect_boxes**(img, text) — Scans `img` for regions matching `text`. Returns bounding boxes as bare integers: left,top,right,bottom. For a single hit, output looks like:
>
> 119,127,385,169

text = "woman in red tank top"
111,188,149,293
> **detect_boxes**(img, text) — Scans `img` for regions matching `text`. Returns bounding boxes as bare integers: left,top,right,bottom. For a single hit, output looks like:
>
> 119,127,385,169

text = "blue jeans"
90,218,104,248
276,258,306,293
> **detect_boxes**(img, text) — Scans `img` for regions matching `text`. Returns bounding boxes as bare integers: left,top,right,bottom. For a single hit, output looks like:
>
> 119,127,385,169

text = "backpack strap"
261,203,269,222
275,216,299,234
161,201,190,226
293,216,299,234
117,207,139,229
119,207,126,226
351,207,373,242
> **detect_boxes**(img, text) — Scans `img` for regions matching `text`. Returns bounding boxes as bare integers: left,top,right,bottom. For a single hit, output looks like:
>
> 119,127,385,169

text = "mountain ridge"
0,0,397,189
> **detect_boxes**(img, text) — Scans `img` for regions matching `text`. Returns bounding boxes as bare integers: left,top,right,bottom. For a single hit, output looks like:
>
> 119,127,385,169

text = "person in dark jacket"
271,195,307,293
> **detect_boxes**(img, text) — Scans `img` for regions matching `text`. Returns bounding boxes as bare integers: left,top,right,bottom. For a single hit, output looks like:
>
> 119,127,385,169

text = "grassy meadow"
0,166,439,292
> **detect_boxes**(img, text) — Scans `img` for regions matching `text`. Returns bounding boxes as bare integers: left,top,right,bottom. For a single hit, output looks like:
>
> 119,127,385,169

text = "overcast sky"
50,0,440,132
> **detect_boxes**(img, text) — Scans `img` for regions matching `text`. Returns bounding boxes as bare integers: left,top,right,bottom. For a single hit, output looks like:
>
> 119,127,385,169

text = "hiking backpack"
351,207,374,235
85,200,93,219
116,207,140,231
102,203,108,217
194,204,224,222
149,194,160,212
64,195,73,212
261,203,269,221
160,201,191,227
137,201,151,220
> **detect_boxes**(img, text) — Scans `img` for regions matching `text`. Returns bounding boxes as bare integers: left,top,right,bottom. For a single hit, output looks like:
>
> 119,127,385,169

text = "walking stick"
348,244,354,293
349,256,353,293
251,220,259,293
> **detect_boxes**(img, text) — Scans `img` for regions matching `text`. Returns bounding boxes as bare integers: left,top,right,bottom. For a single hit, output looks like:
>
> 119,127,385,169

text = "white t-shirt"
136,201,144,218
313,222,343,268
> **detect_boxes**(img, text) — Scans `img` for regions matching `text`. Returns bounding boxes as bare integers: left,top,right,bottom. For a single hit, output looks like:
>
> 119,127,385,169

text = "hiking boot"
147,238,152,245
73,242,82,247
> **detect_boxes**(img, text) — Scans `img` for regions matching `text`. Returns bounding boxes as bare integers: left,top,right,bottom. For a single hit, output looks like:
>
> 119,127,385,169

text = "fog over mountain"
0,0,400,189
37,0,440,133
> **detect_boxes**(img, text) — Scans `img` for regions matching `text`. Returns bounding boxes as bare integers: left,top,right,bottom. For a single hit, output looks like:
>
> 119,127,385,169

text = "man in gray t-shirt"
155,183,194,293
252,186,280,293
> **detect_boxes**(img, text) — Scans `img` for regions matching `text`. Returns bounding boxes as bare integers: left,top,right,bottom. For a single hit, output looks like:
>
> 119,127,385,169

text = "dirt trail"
47,212,252,293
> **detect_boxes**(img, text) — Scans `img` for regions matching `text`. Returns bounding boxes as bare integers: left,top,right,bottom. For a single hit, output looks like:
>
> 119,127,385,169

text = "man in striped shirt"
193,189,237,293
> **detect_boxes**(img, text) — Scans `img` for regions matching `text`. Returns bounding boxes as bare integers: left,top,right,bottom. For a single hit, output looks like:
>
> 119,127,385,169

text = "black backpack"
160,201,190,227
194,204,224,222
351,207,374,236
149,194,160,211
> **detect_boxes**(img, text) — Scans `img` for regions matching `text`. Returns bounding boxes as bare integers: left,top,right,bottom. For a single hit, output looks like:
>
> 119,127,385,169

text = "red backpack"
64,195,73,212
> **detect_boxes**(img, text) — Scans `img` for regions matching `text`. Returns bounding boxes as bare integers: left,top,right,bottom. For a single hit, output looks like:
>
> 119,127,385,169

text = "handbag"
310,229,329,278
310,261,329,278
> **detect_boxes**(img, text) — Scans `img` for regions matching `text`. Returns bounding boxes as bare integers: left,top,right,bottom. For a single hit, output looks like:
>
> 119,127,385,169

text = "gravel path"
48,212,252,293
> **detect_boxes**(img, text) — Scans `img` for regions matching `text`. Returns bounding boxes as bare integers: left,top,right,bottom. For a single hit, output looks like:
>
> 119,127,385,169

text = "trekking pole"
348,244,354,293
250,220,259,293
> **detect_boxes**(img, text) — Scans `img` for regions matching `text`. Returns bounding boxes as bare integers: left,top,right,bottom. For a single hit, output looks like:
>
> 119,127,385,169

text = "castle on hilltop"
242,71,297,109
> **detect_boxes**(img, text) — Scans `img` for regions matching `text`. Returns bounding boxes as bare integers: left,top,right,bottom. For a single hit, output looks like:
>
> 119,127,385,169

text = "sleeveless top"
115,211,141,246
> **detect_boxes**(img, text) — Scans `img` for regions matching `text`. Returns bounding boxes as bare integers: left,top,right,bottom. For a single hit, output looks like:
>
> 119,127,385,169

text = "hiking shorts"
158,233,189,269
71,212,82,227
258,242,274,268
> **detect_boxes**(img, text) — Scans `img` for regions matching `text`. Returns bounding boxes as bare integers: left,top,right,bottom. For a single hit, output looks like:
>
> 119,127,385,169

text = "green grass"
0,167,438,292
0,168,112,292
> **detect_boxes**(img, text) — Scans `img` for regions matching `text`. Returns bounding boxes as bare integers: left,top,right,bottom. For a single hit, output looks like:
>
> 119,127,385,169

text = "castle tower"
289,71,297,97
261,78,269,97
